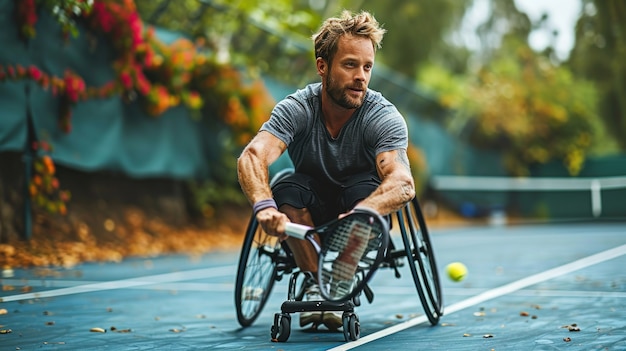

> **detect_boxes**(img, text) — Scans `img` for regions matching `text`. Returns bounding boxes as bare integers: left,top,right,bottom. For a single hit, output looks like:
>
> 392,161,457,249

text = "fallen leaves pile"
0,206,247,269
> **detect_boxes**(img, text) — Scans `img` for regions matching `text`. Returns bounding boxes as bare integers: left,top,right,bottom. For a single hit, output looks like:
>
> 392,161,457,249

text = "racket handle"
284,222,311,240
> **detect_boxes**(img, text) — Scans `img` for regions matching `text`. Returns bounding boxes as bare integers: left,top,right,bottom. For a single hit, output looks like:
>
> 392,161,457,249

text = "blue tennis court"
1,221,624,350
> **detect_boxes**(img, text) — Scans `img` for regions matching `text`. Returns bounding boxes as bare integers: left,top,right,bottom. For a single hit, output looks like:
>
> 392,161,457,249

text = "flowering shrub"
9,0,275,147
29,141,71,216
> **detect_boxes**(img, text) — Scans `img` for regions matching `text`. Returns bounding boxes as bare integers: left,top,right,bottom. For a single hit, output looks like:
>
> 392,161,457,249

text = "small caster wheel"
271,313,291,342
342,312,360,341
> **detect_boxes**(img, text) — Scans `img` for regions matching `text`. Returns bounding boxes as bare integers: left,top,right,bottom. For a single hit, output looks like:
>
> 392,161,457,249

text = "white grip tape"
284,222,311,240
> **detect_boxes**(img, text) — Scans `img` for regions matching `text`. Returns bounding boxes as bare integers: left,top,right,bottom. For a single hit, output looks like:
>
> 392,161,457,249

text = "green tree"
568,0,626,150
418,0,618,176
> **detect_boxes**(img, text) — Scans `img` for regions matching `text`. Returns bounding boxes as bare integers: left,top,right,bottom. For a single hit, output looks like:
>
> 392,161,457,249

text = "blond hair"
312,10,386,64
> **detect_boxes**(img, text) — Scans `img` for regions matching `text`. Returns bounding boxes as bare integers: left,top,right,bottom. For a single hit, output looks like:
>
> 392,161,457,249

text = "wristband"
253,199,278,215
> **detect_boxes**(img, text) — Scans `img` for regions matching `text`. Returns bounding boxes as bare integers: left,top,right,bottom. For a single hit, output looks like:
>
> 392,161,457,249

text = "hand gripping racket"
284,207,389,302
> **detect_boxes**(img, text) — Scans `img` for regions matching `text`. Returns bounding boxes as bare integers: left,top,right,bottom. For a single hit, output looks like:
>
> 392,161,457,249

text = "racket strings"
321,215,385,299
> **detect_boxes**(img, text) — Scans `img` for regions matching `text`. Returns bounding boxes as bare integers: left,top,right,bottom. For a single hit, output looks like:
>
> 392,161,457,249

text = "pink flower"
119,71,132,89
63,71,86,103
91,2,115,33
28,65,42,81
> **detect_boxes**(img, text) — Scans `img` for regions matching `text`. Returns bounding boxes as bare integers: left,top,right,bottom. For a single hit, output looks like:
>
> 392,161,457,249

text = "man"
237,10,415,330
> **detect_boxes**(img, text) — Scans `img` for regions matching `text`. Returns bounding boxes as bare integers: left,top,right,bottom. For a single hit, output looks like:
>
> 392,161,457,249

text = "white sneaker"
330,279,355,300
299,284,322,328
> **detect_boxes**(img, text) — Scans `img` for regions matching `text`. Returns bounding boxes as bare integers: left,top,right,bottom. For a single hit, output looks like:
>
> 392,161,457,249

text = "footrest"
280,300,355,314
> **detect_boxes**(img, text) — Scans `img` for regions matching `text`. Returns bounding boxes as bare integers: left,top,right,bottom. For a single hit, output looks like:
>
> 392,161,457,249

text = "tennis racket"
284,207,389,302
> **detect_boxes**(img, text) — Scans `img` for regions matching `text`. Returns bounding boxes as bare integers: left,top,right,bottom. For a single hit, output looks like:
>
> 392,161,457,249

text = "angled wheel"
397,197,443,325
235,216,283,327
235,168,295,327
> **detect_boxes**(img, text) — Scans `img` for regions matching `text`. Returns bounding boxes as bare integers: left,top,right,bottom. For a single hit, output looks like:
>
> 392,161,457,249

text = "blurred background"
1,0,624,267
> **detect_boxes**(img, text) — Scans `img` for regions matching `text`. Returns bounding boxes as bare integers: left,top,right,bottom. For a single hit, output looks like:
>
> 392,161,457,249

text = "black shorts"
271,172,380,225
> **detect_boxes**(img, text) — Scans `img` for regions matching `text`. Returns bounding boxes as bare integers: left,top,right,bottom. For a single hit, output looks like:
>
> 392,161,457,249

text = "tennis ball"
446,262,467,282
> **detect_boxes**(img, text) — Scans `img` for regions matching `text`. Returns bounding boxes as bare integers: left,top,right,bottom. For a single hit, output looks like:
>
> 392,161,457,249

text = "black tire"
271,313,291,342
398,197,443,325
235,216,282,327
348,313,360,341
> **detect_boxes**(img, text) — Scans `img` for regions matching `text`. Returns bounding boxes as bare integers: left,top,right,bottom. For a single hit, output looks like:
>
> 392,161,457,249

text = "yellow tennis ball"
446,262,467,282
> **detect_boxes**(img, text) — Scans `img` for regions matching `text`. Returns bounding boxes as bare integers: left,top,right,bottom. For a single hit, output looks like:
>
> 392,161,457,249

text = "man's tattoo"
395,149,411,171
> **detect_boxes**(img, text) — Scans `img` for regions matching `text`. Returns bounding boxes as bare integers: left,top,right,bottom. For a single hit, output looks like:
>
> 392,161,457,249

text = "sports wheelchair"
234,168,443,342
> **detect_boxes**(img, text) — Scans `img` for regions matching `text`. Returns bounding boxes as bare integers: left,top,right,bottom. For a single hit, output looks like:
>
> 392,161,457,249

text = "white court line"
328,243,626,351
373,286,626,298
0,279,235,292
0,265,235,303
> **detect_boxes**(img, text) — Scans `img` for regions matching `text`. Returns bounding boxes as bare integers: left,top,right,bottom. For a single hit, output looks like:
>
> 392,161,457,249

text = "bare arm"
355,149,415,215
237,131,289,236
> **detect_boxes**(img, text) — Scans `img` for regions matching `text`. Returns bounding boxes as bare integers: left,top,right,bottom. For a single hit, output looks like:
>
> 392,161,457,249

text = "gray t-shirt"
261,83,408,185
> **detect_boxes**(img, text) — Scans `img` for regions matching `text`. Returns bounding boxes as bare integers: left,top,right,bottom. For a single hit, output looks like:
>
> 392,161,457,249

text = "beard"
325,73,366,110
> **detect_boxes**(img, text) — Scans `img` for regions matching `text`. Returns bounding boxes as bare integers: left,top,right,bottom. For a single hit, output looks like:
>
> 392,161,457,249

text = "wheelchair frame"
234,169,443,342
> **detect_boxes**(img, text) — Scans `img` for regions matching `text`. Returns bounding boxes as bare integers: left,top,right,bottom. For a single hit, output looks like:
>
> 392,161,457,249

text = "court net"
429,175,626,223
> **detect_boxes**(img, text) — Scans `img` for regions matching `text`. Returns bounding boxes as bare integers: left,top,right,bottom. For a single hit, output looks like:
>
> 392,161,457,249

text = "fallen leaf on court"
520,311,529,317
169,328,184,333
0,308,7,315
0,329,12,334
463,333,471,337
21,286,32,293
2,285,14,291
473,311,486,317
90,327,106,333
531,315,538,319
395,314,403,319
564,337,572,342
109,326,131,333
1,267,14,278
45,321,55,325
440,322,456,326
483,334,494,338
531,304,541,310
561,323,580,332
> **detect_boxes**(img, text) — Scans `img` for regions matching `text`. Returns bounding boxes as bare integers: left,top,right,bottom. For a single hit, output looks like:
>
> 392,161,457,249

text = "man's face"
323,35,374,110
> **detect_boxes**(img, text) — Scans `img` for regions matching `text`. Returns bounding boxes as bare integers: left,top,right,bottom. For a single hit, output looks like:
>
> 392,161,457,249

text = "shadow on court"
1,222,624,350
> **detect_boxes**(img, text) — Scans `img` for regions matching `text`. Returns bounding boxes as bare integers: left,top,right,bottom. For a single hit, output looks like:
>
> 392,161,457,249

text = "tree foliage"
419,1,618,176
344,0,470,77
568,0,626,150
136,0,321,86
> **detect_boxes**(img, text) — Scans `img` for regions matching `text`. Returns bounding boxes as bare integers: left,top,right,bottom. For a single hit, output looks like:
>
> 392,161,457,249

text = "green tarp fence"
0,0,225,180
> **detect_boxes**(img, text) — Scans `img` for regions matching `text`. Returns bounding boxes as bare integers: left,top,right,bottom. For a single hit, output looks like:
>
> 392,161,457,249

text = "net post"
591,179,602,218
